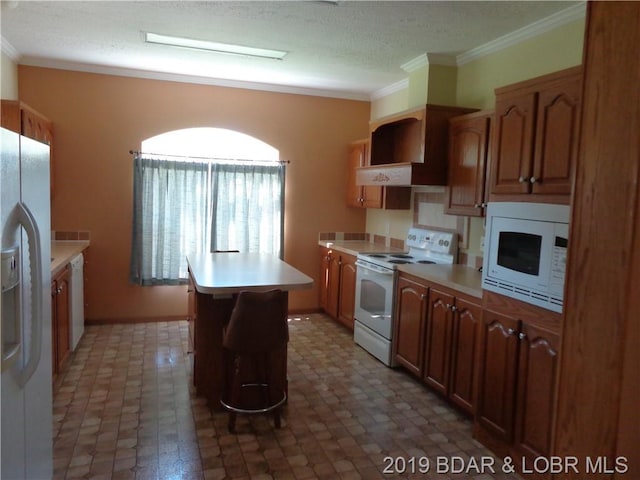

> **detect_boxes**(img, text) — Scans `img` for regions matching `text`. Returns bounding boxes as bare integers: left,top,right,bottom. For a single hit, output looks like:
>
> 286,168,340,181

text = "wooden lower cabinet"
475,292,561,478
394,272,481,415
475,308,521,446
394,275,428,376
51,265,71,378
318,246,356,330
423,286,482,416
337,254,357,330
513,322,560,462
447,297,483,414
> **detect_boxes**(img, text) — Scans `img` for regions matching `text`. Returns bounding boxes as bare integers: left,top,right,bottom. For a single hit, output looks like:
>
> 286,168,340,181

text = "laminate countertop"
51,241,90,277
187,252,313,295
397,263,483,299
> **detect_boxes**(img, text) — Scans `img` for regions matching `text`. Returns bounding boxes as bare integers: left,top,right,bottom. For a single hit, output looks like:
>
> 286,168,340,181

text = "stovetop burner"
388,259,411,264
390,254,413,259
417,260,435,264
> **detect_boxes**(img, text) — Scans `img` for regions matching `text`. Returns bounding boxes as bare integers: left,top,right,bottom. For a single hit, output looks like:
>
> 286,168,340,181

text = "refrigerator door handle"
12,202,43,387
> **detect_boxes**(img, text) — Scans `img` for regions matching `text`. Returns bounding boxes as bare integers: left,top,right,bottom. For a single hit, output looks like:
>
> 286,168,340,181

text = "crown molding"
370,78,409,101
401,54,428,73
457,2,587,66
1,36,19,61
17,57,371,101
401,52,457,73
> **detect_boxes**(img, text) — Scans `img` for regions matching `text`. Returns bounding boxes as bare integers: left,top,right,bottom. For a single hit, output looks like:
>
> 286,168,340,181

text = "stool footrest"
220,392,286,415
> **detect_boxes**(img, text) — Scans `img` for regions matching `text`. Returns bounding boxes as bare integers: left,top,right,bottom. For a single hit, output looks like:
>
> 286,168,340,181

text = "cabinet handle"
450,305,457,312
420,294,427,300
518,332,527,340
507,328,516,336
474,203,481,208
518,176,529,183
530,176,537,184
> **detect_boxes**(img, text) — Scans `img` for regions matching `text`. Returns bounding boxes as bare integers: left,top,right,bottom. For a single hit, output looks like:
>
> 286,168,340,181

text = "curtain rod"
129,150,290,164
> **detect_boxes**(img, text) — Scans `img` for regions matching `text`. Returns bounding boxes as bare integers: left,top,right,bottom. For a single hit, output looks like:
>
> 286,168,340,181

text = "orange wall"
18,66,369,320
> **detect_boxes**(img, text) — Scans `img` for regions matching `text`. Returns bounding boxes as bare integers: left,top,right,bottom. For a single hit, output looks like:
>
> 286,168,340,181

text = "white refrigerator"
1,126,53,479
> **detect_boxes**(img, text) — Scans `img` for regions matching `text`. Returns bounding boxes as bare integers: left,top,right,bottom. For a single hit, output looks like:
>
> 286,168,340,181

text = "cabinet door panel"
423,288,454,395
476,309,520,443
446,115,490,217
54,269,71,370
449,298,481,415
513,322,560,460
532,76,581,195
319,248,331,311
347,142,365,207
338,256,357,330
491,93,536,195
327,254,341,319
394,277,428,377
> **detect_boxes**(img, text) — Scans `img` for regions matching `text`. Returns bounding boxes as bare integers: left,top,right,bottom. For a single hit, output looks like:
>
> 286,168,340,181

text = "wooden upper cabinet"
445,110,492,216
346,139,410,210
491,93,537,196
531,74,582,195
347,139,383,209
1,100,52,145
2,100,55,195
489,66,582,203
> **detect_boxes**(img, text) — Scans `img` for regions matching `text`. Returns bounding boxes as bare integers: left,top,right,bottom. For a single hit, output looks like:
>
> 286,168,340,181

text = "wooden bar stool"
220,289,288,433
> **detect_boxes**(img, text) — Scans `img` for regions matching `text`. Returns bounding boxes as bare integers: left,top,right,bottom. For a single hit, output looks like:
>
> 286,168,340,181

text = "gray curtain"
211,163,285,259
130,155,285,285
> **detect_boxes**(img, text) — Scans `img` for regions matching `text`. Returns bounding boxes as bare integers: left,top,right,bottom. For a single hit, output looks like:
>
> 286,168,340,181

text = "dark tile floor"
52,314,521,479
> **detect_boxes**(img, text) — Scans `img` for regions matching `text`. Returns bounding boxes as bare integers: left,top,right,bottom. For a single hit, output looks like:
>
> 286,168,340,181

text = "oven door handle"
355,260,395,275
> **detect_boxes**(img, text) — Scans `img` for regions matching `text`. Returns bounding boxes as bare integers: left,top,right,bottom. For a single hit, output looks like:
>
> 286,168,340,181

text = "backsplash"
53,230,91,241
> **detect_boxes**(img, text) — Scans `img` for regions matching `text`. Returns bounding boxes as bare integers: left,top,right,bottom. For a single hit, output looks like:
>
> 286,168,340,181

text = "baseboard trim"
85,309,323,325
85,316,186,325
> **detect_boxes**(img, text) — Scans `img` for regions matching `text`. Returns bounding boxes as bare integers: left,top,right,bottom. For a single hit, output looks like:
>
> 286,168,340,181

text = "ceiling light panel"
144,32,288,60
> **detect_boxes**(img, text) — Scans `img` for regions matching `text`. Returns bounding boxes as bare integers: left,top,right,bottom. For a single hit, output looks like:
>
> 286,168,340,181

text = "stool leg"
228,355,243,433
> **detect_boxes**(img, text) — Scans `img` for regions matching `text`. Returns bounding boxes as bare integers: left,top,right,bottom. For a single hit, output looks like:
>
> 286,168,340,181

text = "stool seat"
220,289,288,432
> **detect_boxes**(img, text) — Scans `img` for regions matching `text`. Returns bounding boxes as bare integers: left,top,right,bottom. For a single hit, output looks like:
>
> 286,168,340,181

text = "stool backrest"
223,289,288,353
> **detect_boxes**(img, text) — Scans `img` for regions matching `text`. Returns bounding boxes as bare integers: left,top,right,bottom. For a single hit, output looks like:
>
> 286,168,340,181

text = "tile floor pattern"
52,314,522,480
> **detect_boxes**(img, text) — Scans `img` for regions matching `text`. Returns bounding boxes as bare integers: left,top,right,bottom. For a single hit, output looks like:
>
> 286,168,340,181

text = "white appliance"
482,202,569,313
354,228,457,366
70,253,85,350
1,127,53,479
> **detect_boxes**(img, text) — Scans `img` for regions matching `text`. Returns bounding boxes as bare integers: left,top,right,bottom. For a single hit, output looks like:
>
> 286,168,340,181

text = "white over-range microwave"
482,202,570,313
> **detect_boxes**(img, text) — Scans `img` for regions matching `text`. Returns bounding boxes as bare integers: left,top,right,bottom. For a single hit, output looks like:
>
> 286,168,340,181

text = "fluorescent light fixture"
144,32,287,60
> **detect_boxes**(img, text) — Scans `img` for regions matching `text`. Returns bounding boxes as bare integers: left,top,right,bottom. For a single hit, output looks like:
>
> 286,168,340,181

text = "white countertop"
51,240,90,276
397,263,483,299
187,252,314,295
317,240,405,257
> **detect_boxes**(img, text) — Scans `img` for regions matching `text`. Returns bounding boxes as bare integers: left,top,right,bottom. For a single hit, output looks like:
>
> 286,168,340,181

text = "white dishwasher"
69,253,85,350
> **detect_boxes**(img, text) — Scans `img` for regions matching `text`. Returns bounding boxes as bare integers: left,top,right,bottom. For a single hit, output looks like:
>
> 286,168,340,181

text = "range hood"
356,104,476,186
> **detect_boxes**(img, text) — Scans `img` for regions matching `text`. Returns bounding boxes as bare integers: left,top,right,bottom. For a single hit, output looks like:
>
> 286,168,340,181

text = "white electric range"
353,228,457,366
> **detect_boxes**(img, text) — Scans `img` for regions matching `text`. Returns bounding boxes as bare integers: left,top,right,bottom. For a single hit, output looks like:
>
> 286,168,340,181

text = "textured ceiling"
1,1,582,99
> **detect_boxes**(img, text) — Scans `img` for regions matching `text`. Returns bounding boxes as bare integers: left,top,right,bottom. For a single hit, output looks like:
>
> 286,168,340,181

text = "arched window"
130,128,285,285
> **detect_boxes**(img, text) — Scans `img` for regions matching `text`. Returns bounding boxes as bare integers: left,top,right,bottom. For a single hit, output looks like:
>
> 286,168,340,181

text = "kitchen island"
186,252,313,410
